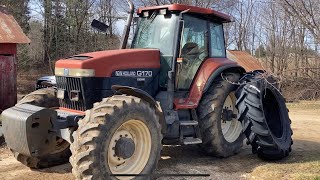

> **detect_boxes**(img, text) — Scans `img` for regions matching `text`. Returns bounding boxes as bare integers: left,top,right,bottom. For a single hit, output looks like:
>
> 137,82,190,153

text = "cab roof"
137,4,232,23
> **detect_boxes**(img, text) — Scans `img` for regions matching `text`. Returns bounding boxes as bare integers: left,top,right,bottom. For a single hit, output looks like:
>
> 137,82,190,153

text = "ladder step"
182,137,202,145
180,120,198,126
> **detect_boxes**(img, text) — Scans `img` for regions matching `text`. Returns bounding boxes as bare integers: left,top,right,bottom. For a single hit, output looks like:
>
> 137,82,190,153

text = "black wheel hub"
115,137,135,159
222,109,237,122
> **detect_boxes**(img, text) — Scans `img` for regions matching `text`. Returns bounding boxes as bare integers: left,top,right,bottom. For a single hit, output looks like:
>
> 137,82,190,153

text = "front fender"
111,85,166,134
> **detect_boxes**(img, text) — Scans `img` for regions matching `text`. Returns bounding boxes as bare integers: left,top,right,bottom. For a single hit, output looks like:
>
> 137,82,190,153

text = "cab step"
182,137,202,145
179,120,198,126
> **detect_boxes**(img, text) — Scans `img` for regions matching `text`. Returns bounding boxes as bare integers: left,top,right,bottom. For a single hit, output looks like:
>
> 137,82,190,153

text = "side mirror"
91,19,109,33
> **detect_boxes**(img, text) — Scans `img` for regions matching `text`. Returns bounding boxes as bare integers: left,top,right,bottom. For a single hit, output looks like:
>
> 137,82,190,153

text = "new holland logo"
115,70,152,77
64,68,69,76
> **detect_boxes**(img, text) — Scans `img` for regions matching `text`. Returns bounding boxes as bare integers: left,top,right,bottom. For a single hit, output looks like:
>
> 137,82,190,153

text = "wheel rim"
221,93,242,143
107,119,151,179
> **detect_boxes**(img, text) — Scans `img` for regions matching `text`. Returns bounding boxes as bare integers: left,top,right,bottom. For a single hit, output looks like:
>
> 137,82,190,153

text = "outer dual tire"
236,72,293,160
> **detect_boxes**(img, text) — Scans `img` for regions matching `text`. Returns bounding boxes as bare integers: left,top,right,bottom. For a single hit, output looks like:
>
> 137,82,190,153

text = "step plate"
180,120,198,126
182,137,202,145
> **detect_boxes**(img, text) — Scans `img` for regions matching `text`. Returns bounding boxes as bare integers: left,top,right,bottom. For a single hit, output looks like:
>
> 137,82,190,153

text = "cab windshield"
132,13,178,87
132,13,178,56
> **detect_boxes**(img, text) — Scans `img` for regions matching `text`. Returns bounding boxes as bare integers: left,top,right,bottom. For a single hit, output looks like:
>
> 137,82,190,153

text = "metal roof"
0,6,30,43
227,50,265,72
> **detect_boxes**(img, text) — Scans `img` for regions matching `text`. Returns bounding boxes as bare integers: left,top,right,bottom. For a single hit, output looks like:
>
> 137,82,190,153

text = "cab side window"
209,23,226,57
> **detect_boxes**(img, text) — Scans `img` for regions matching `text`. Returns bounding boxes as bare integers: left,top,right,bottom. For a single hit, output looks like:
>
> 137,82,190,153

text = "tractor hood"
55,49,160,77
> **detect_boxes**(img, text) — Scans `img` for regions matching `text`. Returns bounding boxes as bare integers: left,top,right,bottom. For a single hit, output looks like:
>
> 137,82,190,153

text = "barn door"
0,55,16,112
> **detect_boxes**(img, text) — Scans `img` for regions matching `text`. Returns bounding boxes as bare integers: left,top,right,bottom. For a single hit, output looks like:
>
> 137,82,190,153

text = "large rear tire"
197,73,243,157
70,95,162,179
236,72,293,160
12,88,71,168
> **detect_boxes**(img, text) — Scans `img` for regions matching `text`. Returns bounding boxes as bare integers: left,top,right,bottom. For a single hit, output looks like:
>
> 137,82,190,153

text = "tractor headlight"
55,68,95,77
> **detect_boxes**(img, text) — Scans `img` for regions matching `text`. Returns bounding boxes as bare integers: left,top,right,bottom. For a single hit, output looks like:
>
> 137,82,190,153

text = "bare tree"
282,0,320,41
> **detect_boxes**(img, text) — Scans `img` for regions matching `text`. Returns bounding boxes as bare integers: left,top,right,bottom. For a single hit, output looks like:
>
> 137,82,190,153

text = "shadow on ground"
154,139,320,179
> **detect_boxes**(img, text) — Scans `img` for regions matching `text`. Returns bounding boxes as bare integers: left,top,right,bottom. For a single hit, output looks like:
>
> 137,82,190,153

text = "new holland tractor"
1,1,292,179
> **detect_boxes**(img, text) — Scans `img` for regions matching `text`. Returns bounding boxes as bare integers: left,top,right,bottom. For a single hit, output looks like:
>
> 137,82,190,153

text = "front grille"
56,76,86,111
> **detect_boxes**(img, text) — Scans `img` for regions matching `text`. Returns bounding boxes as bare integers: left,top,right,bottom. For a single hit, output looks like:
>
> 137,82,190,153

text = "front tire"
13,88,71,168
197,73,243,157
70,95,162,179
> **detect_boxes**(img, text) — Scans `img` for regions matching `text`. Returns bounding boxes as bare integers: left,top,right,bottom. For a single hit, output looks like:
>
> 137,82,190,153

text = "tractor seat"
178,42,202,89
181,42,200,57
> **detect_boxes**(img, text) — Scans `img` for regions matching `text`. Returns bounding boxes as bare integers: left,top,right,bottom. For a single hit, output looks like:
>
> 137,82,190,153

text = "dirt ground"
0,101,319,180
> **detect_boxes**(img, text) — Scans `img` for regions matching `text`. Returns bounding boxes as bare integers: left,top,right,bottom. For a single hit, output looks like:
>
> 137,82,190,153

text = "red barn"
0,6,30,112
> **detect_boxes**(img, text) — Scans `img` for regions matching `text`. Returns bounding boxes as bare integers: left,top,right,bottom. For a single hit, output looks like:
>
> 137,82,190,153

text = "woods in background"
1,0,320,100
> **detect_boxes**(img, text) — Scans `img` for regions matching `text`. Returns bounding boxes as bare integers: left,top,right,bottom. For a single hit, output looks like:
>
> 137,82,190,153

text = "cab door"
176,15,209,90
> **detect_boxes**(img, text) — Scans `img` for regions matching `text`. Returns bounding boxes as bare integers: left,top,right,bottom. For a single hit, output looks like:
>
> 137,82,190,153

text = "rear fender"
203,65,246,94
112,85,166,134
174,58,245,110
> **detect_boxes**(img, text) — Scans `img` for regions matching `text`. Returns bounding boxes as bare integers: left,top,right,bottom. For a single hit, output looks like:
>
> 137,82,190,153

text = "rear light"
177,58,183,63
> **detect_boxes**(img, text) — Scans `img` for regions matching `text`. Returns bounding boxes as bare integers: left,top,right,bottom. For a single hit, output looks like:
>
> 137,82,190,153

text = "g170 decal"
115,71,152,77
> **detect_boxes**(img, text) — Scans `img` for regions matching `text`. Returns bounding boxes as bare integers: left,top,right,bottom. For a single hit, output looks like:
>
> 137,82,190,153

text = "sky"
29,0,43,21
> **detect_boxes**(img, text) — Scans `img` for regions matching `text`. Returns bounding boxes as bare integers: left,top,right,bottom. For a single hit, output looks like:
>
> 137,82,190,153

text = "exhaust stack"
120,0,134,49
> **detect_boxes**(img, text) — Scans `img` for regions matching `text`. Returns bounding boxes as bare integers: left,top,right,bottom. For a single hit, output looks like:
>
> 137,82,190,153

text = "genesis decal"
115,70,153,77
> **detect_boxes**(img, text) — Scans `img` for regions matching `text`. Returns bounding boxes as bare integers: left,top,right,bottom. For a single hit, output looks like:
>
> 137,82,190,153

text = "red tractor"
2,1,292,179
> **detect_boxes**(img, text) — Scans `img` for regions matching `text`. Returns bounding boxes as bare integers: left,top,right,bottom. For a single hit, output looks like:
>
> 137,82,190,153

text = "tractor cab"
132,4,231,90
